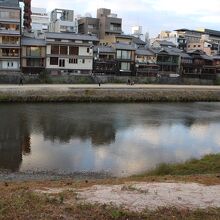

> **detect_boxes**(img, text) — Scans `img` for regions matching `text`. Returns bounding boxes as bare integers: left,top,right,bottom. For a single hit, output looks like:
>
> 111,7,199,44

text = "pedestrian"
19,74,24,86
98,82,101,87
127,79,130,85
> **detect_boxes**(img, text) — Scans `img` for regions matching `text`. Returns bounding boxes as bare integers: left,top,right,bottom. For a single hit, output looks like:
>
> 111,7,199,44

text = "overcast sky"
32,0,220,37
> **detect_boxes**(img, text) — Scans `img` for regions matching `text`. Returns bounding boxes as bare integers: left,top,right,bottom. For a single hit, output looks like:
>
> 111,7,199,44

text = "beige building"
187,40,219,56
78,8,122,40
45,32,99,74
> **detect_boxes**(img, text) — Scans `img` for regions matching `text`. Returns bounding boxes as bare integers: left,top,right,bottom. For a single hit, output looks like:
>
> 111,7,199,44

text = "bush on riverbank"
144,154,220,176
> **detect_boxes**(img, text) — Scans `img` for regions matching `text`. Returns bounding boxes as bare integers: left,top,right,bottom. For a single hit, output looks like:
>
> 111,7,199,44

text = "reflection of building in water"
0,111,31,172
37,112,116,146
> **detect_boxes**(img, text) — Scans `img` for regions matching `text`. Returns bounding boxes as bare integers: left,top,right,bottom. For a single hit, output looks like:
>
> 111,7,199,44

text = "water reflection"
0,103,220,176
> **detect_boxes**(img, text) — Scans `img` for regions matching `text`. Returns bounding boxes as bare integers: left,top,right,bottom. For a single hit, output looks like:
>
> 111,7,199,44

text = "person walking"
19,74,24,86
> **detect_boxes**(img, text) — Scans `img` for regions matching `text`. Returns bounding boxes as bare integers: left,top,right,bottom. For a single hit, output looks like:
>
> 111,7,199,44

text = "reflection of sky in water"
1,103,220,176
21,122,220,177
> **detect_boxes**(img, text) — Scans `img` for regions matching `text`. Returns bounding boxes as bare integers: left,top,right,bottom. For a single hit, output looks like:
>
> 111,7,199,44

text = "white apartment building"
49,9,77,33
45,32,99,74
31,7,49,32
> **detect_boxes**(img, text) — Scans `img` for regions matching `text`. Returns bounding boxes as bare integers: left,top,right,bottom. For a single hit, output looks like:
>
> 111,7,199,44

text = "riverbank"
1,84,220,102
1,154,220,219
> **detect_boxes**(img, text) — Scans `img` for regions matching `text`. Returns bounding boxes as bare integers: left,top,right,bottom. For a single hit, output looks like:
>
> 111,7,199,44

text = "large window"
117,50,131,60
0,9,20,20
69,46,79,55
50,57,58,65
2,36,19,45
60,46,68,55
1,48,19,57
51,45,59,55
120,62,130,71
59,59,65,67
27,59,44,67
27,47,41,56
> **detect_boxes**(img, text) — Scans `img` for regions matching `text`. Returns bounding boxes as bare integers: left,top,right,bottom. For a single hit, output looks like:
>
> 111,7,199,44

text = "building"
97,8,122,40
78,8,122,40
49,9,76,33
78,17,99,36
93,45,117,75
45,32,99,74
135,48,159,76
187,40,219,56
0,0,21,71
31,7,49,32
175,28,220,52
152,40,177,49
21,37,46,74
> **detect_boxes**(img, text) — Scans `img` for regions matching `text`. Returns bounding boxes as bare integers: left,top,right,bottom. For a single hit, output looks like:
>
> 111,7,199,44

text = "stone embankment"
0,84,220,102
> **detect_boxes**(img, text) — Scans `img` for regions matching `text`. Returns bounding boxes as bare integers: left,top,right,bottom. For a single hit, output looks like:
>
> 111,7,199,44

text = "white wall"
46,45,93,70
1,61,19,70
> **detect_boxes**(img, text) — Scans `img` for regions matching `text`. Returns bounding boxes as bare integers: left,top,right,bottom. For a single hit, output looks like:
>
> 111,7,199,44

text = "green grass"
143,154,220,176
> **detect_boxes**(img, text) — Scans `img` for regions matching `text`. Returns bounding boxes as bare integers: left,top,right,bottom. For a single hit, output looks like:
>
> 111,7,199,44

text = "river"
1,103,220,177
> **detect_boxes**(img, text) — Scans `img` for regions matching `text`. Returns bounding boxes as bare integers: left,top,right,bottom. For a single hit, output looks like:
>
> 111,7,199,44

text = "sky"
32,0,220,37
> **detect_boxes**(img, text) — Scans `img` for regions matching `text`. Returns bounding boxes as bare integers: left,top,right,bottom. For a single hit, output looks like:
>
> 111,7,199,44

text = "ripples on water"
0,103,220,177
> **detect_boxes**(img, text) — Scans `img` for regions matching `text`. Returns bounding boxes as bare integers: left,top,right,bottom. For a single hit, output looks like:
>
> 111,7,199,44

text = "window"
117,50,131,59
69,58,78,64
51,46,59,55
69,46,79,55
60,46,68,55
121,62,130,71
27,47,41,56
59,59,65,67
82,59,85,64
50,57,58,65
87,48,90,53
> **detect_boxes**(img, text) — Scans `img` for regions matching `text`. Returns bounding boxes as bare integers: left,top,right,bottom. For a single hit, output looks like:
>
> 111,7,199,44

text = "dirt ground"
35,181,220,212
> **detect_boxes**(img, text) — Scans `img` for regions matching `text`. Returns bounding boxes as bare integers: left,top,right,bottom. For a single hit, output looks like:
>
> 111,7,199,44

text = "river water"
1,103,220,177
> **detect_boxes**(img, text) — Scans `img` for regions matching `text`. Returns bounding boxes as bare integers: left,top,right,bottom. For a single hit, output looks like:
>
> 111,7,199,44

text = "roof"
115,34,133,39
21,37,46,46
212,56,220,60
156,40,176,47
132,36,146,46
94,46,115,53
136,48,154,56
45,32,99,42
112,43,136,50
201,55,213,60
0,0,19,7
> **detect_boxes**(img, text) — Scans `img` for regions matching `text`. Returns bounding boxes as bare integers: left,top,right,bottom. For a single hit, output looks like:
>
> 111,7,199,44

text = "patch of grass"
143,154,220,176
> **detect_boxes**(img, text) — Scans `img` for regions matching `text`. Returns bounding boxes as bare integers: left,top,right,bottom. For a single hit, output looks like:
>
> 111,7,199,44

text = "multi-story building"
45,32,99,74
187,41,219,56
21,37,46,74
49,9,76,33
78,8,122,40
175,28,220,52
97,8,122,40
0,0,21,71
31,7,49,32
78,17,99,36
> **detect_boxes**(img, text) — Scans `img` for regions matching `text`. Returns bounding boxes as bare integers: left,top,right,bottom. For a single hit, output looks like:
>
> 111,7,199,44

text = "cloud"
31,0,220,36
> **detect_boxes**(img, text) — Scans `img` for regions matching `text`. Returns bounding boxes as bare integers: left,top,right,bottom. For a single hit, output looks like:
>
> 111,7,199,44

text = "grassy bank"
142,154,220,176
1,86,220,102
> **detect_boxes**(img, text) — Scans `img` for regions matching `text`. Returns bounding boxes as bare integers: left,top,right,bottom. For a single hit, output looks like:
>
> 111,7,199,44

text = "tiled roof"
45,32,99,42
94,46,116,53
21,37,46,46
112,43,136,50
136,48,154,56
